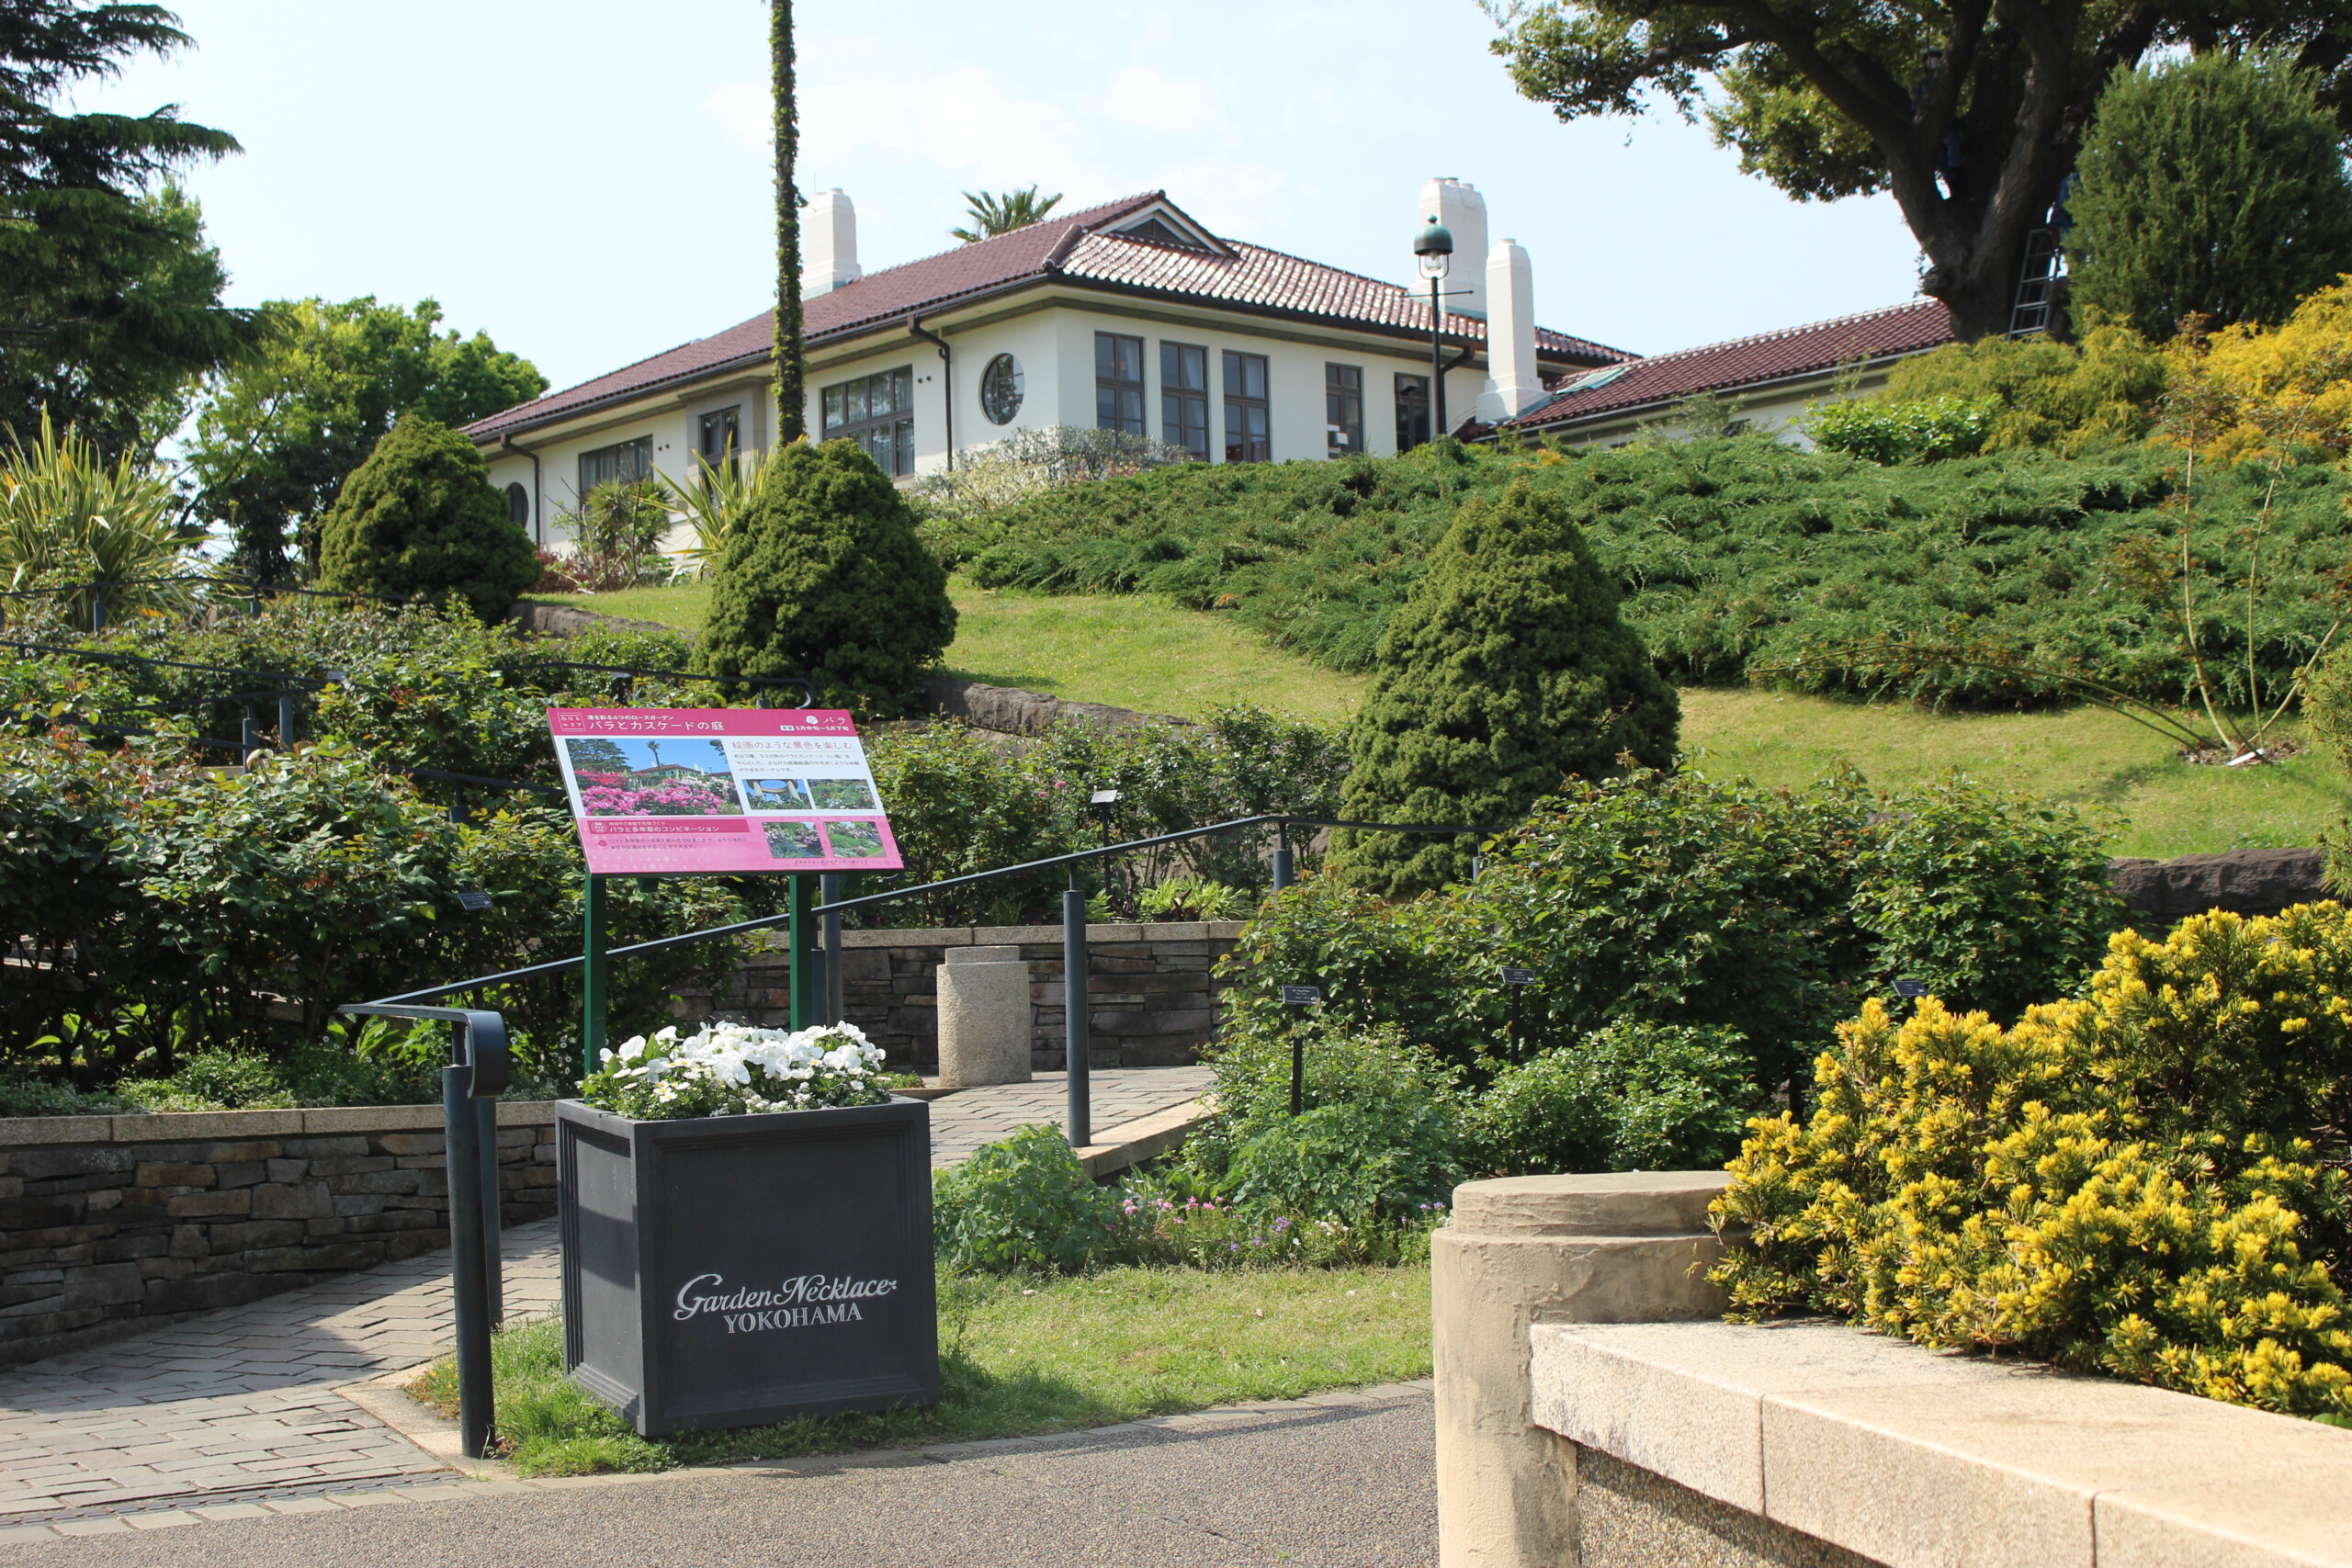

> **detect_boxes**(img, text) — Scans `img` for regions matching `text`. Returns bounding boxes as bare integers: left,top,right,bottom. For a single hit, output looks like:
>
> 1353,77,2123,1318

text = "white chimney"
806,189,860,297
1477,239,1543,423
1418,177,1488,318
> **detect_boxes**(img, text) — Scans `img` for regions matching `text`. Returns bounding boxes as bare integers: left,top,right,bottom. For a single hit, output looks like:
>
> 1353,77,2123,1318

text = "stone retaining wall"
689,921,1249,1071
0,1103,557,1367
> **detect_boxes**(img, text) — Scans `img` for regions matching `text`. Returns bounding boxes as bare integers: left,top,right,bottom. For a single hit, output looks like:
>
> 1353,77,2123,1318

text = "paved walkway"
3,1383,1436,1565
0,1070,1214,1533
926,1066,1212,1168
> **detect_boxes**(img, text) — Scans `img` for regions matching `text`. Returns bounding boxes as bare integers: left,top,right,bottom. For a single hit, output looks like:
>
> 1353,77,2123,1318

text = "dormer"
1102,198,1233,257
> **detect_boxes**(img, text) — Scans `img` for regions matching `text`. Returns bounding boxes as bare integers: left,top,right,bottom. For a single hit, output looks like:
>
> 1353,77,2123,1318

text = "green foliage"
698,438,955,716
555,478,674,592
1484,2,2352,340
950,186,1063,243
1802,394,1998,464
0,410,204,626
933,1123,1117,1273
1331,477,1679,896
1465,1021,1758,1176
854,705,1346,927
1227,1101,1463,1228
966,434,2352,712
1227,770,2124,1102
1713,906,2352,1417
2071,51,2352,339
317,415,537,622
1875,327,2167,453
186,296,545,580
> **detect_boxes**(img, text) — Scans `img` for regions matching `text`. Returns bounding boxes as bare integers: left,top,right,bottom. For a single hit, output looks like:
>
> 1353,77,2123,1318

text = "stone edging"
0,1380,1434,1541
1531,1317,2352,1567
0,1100,556,1148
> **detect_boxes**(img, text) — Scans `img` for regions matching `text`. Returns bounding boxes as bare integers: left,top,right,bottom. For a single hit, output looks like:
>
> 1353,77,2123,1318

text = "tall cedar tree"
771,0,804,441
1487,1,2352,341
1331,475,1678,897
0,2,256,456
2069,52,2352,338
187,297,546,583
695,439,955,716
316,415,537,623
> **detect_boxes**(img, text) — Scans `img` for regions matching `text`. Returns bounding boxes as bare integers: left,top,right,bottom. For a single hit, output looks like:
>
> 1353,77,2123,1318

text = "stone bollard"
935,945,1032,1088
1432,1171,1730,1568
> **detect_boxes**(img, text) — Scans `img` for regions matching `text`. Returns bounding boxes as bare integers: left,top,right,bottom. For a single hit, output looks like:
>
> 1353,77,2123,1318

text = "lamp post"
1415,217,1453,443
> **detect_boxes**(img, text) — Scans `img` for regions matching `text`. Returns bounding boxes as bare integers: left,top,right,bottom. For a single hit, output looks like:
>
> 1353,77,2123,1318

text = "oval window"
504,481,530,529
978,353,1023,425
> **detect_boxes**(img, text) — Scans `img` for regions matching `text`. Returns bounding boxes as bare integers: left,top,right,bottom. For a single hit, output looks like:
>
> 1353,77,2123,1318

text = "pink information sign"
548,708,904,876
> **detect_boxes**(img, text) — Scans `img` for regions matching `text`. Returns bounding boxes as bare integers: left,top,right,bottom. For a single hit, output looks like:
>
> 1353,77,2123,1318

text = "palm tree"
771,1,805,442
951,186,1064,243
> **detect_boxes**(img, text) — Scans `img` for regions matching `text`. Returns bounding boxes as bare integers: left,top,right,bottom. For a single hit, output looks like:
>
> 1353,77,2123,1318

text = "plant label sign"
548,708,905,875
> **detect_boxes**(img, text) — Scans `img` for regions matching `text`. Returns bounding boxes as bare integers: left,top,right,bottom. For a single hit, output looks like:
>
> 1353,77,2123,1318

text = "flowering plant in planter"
579,1021,892,1120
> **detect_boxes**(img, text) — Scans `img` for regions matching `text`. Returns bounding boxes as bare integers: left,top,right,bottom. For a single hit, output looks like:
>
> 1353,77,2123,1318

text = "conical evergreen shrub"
696,438,955,716
1330,476,1677,897
317,415,537,622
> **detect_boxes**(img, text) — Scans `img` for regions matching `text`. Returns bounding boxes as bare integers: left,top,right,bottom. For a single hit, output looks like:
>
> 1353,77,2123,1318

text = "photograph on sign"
548,708,904,875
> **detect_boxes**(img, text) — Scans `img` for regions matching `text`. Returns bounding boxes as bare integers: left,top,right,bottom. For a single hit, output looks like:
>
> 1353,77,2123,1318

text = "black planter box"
556,1095,939,1437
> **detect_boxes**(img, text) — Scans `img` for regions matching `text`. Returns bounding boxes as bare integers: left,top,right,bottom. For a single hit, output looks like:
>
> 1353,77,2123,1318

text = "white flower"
617,1035,647,1062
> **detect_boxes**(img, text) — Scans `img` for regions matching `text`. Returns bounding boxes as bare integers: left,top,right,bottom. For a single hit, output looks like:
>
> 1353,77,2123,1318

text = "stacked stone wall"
0,1103,556,1366
686,920,1249,1071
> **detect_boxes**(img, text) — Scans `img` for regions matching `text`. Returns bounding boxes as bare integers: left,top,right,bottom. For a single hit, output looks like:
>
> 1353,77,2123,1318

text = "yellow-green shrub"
1711,905,2352,1418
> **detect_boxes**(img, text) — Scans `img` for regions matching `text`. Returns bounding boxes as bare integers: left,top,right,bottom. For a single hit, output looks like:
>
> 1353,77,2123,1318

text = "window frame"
696,406,741,479
577,436,652,501
820,366,916,477
1222,350,1270,464
1325,364,1364,457
1095,333,1147,435
1395,373,1431,453
1160,341,1209,460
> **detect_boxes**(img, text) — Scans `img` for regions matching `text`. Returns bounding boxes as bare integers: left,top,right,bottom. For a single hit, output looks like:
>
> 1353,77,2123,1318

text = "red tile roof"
1501,299,1957,434
466,192,1631,443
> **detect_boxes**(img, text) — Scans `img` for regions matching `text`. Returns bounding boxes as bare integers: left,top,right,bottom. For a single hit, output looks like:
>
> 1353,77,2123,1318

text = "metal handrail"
359,813,1499,1008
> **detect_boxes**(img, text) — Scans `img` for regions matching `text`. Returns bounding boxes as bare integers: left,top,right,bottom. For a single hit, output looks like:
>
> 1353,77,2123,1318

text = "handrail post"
1064,869,1091,1148
789,874,818,1030
582,873,608,1083
820,873,845,1026
444,1022,494,1460
1271,822,1294,894
476,1092,503,1327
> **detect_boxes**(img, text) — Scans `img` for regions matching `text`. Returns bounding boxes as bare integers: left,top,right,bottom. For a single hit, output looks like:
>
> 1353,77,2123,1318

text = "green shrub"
1182,1021,1467,1225
1331,477,1679,896
2070,51,2352,337
1224,770,2124,1101
0,1073,121,1117
317,415,537,622
1466,1021,1758,1176
698,439,956,716
1873,327,2166,453
956,434,2352,712
1712,905,2352,1418
933,1122,1115,1273
116,1049,294,1111
1227,1100,1463,1227
1802,395,1999,464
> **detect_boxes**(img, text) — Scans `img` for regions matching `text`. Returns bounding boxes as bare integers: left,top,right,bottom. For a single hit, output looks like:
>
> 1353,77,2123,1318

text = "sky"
99,0,1927,396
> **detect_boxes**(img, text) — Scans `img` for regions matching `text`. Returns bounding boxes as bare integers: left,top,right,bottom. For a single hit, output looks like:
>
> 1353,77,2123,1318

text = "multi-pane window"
821,367,915,476
1326,364,1364,457
578,436,651,498
1395,373,1431,453
1223,351,1270,464
697,406,741,478
1095,333,1146,434
1161,342,1209,460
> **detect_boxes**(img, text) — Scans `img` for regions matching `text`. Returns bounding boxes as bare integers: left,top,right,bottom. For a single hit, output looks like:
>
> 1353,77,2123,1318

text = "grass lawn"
531,581,1371,723
412,1264,1430,1477
526,584,2346,856
1680,689,2347,860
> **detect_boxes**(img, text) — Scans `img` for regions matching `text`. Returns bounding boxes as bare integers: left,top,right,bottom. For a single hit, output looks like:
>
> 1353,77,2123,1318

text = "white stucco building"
464,181,1627,547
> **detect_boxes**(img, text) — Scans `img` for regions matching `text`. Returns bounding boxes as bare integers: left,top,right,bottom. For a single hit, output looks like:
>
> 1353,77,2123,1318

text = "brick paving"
0,1070,1211,1528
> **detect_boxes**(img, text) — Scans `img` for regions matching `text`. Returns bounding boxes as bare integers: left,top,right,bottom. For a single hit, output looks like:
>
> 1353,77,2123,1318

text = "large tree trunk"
772,0,805,443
